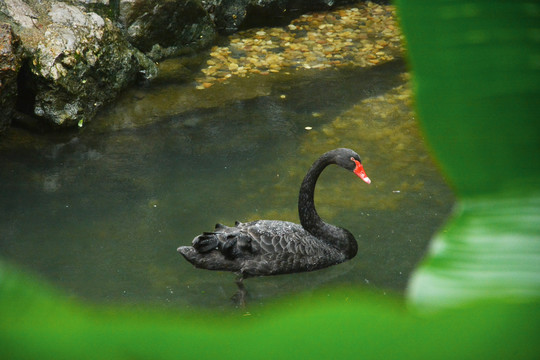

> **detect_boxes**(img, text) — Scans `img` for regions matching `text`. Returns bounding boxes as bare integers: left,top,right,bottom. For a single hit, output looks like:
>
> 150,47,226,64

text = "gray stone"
1,0,39,29
208,0,358,34
0,23,22,132
0,0,157,129
119,0,217,59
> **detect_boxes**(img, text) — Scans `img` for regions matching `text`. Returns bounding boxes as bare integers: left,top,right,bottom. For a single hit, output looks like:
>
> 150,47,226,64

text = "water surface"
0,59,453,309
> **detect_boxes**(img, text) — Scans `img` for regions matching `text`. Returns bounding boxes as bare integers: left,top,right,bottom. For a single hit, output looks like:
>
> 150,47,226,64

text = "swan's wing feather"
241,220,309,254
240,220,335,257
180,220,346,276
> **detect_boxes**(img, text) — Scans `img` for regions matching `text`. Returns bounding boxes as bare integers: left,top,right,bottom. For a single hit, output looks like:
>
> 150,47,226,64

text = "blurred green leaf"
395,0,540,197
408,194,540,310
1,261,539,359
395,0,540,309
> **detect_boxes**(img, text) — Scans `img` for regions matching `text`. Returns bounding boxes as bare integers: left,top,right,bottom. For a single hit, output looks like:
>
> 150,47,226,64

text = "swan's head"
334,148,371,184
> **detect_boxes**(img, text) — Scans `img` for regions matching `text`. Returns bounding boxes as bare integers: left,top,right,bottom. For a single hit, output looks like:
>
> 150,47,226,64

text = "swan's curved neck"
298,153,357,258
298,154,329,234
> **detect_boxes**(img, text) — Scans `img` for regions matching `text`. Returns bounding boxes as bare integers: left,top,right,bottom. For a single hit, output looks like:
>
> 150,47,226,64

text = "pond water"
0,55,454,310
1,0,455,308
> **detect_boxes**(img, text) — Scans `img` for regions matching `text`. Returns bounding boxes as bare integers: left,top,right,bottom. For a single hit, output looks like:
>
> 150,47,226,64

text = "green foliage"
395,0,540,197
1,261,539,360
395,0,540,310
408,193,540,310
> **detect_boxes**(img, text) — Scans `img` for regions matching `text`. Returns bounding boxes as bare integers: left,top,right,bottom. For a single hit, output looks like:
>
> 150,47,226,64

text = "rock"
119,0,217,60
0,0,157,129
1,0,39,30
77,0,111,4
208,0,358,34
0,0,394,133
0,23,22,132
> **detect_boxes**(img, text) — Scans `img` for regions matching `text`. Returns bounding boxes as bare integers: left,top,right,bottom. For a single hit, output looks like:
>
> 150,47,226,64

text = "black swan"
178,148,371,301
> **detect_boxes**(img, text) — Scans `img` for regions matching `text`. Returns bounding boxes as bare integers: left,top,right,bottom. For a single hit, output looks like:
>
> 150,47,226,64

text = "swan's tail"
177,222,252,272
192,232,220,253
176,230,221,263
177,244,236,271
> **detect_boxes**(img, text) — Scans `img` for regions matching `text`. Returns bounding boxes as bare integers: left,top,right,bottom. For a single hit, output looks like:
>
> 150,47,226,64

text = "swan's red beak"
352,158,371,184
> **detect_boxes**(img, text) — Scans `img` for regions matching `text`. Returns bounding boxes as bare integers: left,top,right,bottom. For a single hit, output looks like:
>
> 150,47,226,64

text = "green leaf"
395,0,540,309
408,194,540,310
396,0,540,197
0,261,539,359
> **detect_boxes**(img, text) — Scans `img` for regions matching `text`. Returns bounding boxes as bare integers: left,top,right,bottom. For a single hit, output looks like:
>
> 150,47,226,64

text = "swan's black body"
178,148,370,280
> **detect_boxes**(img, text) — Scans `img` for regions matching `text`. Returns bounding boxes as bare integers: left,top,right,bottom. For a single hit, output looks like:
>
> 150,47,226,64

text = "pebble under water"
0,2,454,310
